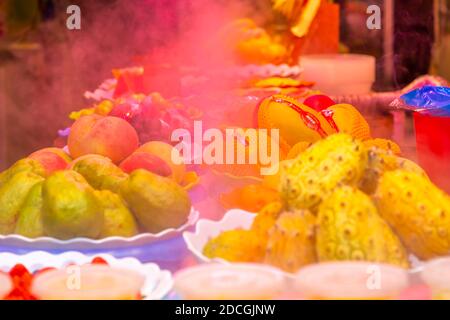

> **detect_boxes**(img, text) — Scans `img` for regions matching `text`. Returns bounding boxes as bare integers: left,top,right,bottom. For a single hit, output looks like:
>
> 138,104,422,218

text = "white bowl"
183,209,256,264
0,207,199,250
0,251,173,300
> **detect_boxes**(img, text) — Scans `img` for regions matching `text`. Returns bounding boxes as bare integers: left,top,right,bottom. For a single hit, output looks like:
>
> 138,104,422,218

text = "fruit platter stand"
1,0,450,301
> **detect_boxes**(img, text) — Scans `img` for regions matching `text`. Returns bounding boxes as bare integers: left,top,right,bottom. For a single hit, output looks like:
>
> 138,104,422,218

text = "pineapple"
375,170,450,260
316,186,409,268
264,210,316,273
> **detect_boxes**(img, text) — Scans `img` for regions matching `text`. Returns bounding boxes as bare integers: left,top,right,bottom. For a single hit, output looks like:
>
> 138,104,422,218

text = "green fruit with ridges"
0,158,46,188
15,182,45,238
120,169,191,233
70,155,128,193
96,190,138,238
0,171,44,234
42,171,103,239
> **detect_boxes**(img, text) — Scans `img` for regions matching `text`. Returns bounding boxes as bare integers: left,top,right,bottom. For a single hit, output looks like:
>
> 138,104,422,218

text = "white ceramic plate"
0,251,173,300
0,207,199,250
183,209,256,264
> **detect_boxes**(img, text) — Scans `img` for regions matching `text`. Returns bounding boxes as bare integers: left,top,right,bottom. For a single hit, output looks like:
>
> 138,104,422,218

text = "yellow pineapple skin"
203,229,265,263
281,134,368,211
264,210,316,273
375,170,450,260
317,186,409,268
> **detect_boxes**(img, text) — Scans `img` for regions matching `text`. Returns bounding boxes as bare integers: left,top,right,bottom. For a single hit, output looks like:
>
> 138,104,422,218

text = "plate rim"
0,207,199,249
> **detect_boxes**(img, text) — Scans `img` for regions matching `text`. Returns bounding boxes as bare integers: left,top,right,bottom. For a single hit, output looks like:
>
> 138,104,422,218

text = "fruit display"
0,114,193,240
219,92,422,212
5,0,449,301
201,132,450,273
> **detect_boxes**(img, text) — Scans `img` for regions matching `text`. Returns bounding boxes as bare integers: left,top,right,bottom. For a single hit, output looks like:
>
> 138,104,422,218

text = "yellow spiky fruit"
203,229,265,263
262,159,294,191
359,147,428,194
326,104,371,140
316,186,409,268
375,170,450,260
364,139,401,155
251,202,284,235
397,157,428,177
265,210,316,273
281,133,368,211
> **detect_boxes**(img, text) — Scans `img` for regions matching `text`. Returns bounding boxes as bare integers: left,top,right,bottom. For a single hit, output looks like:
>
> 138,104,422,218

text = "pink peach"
68,115,139,164
29,147,72,176
119,152,172,177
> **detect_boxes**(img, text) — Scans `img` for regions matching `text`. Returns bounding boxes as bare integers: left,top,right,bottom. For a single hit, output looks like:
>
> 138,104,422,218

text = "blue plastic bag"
391,86,450,117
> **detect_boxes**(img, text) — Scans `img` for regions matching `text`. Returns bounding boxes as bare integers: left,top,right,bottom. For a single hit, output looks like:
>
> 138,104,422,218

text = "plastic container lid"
174,263,286,300
421,257,450,292
31,265,145,300
0,272,13,300
294,262,409,300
